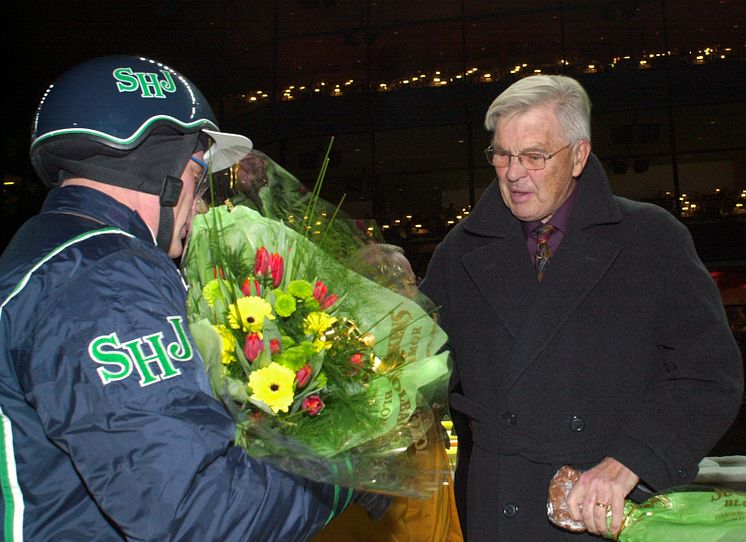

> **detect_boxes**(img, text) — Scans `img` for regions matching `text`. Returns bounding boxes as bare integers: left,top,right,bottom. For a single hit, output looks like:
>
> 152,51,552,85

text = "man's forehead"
493,109,560,145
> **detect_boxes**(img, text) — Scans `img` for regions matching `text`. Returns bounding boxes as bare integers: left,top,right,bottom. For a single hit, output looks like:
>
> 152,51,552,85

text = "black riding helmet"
30,55,253,250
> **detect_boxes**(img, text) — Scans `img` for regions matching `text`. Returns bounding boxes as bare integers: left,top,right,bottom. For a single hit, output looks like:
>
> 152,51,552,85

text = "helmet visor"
202,129,253,172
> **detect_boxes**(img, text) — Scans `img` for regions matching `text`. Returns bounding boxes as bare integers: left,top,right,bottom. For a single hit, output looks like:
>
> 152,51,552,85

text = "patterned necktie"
534,223,557,282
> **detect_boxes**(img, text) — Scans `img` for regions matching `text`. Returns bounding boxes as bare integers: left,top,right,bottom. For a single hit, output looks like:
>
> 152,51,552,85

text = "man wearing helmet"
0,56,353,540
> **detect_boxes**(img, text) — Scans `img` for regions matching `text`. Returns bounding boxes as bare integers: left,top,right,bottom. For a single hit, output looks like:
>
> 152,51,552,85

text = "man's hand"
566,457,639,536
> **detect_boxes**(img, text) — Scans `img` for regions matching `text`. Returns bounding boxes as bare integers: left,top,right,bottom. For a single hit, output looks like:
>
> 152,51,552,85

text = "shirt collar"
521,187,578,239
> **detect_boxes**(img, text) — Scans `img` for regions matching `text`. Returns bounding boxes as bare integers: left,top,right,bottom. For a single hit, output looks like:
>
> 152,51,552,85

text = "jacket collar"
41,185,156,245
463,153,622,238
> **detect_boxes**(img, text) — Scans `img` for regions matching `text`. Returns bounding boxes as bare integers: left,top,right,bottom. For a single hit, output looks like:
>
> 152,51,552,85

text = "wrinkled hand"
566,457,639,537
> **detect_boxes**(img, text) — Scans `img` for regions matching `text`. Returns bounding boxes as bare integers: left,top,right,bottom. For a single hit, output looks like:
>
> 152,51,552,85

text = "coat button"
502,503,519,518
677,467,688,479
502,412,517,426
570,415,585,432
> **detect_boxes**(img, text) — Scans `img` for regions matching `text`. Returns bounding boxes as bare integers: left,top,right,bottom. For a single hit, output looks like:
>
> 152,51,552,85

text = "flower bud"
302,395,324,416
349,353,365,374
254,247,269,276
241,278,262,297
269,253,284,288
320,293,339,310
244,333,263,362
295,364,312,388
313,280,328,303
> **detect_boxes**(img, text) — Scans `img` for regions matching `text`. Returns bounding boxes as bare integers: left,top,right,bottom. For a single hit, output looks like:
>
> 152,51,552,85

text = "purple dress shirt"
521,187,578,261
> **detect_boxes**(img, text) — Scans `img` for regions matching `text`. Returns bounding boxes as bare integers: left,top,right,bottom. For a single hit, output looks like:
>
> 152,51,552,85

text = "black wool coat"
420,154,743,541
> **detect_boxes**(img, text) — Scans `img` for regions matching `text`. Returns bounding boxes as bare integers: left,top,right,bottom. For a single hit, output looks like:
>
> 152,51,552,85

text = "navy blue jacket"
0,186,349,541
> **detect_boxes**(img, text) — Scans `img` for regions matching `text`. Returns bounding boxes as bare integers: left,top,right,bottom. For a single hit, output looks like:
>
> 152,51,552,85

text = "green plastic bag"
548,465,746,541
611,487,746,542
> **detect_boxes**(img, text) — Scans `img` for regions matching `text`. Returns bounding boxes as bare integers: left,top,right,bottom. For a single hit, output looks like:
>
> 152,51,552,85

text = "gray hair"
484,75,592,142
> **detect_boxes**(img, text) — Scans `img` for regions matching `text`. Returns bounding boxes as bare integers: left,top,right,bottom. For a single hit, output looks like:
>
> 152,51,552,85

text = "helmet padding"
44,128,200,251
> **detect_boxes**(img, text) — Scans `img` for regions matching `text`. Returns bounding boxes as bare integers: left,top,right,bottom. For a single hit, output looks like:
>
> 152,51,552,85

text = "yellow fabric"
311,425,463,542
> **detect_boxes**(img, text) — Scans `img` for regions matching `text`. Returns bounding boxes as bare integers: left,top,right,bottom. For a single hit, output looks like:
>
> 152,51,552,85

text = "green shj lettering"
158,70,177,93
89,333,133,384
122,332,181,387
166,316,193,362
135,72,166,98
113,67,139,93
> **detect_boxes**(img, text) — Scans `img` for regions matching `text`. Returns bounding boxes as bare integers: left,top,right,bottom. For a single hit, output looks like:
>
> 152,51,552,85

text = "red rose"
269,338,281,355
295,364,312,388
350,353,364,367
302,395,324,416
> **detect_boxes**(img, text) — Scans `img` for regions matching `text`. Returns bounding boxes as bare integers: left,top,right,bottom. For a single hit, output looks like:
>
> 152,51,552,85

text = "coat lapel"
462,229,538,339
459,180,537,338
458,155,624,394
503,231,620,390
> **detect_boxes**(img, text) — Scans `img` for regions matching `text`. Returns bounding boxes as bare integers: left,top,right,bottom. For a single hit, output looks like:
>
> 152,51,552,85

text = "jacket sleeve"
420,240,472,532
25,248,349,541
609,212,743,492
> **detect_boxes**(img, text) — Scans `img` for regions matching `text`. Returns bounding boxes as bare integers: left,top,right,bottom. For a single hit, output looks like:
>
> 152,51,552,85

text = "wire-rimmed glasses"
484,141,573,170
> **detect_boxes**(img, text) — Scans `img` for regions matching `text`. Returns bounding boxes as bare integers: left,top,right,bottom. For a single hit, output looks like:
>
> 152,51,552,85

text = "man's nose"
505,156,527,181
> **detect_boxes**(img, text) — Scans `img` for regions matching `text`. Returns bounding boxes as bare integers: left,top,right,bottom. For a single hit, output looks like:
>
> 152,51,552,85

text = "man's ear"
571,140,592,178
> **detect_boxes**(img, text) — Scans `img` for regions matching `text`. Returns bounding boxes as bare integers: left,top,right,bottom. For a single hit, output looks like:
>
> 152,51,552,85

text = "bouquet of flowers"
182,145,451,497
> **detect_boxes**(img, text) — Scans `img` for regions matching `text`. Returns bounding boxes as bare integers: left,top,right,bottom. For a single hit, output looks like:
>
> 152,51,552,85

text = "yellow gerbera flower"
213,324,237,365
303,311,337,337
228,296,275,333
248,362,296,414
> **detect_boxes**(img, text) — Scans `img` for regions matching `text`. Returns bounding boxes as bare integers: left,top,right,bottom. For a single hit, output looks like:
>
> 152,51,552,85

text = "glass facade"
211,1,745,256
5,1,745,267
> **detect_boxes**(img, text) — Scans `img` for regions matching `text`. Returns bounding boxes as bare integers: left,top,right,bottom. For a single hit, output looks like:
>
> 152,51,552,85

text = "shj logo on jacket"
113,66,177,98
88,316,193,387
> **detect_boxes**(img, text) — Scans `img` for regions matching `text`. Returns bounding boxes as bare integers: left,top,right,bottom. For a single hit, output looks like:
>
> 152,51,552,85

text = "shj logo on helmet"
112,66,178,99
88,316,194,387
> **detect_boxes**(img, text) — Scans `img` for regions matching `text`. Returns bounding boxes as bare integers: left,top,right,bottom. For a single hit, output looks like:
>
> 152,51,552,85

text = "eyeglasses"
190,156,208,198
483,141,573,170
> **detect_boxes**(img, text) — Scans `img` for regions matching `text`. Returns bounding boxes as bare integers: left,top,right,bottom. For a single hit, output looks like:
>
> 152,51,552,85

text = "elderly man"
420,74,743,541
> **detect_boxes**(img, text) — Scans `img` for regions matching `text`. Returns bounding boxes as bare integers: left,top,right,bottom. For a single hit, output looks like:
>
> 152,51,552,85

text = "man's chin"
168,234,185,259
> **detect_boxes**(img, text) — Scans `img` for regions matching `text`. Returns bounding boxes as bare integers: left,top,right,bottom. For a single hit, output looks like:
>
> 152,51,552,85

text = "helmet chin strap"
156,206,175,251
155,175,183,251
